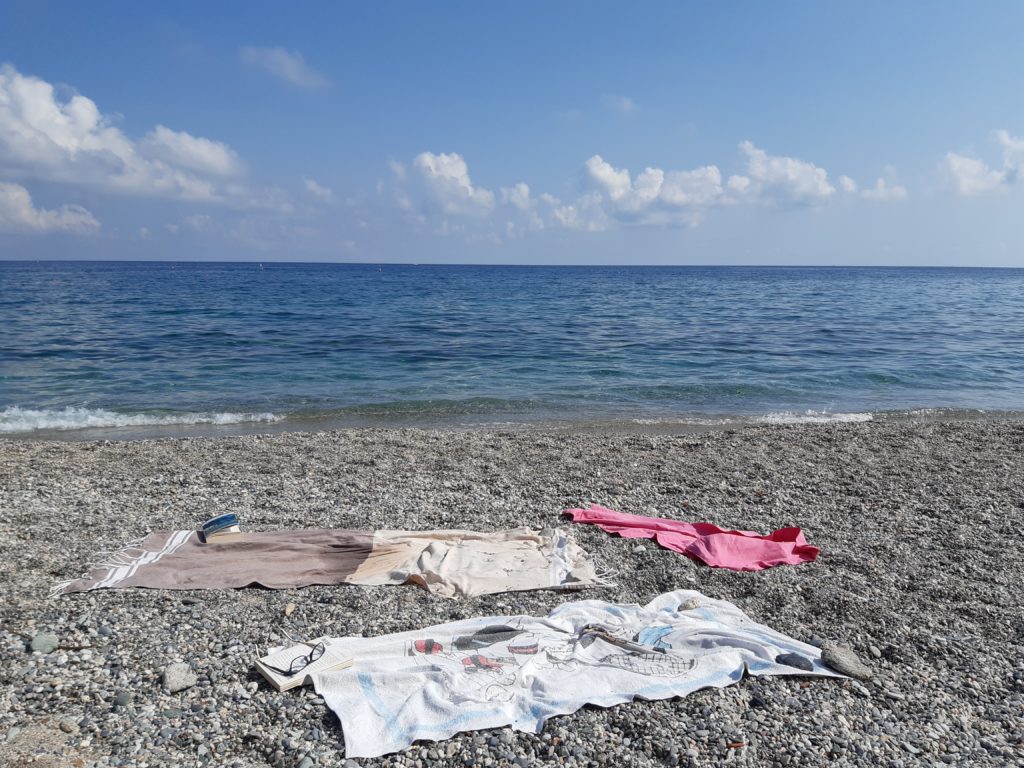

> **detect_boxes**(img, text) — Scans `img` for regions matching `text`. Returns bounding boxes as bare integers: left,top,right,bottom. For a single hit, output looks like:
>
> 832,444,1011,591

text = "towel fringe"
49,536,149,598
554,561,617,591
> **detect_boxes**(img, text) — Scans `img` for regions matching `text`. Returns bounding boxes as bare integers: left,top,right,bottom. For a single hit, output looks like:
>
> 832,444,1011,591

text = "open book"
255,639,351,692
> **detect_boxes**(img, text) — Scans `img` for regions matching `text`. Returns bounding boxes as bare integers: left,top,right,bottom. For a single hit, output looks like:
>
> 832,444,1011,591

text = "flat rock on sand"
162,662,197,693
821,644,873,680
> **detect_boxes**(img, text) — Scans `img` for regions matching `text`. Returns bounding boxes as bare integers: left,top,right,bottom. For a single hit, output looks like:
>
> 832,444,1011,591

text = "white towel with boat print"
314,589,843,757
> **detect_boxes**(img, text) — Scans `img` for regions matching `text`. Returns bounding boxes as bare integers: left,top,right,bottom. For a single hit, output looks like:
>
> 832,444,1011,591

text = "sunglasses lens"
286,642,325,675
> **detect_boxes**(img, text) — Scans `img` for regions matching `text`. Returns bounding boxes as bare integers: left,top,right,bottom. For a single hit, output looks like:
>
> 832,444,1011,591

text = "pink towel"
563,504,819,571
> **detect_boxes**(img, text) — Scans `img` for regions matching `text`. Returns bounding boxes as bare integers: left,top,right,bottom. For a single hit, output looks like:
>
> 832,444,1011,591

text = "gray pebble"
775,652,814,671
821,644,873,680
162,662,198,693
848,681,872,697
29,632,59,654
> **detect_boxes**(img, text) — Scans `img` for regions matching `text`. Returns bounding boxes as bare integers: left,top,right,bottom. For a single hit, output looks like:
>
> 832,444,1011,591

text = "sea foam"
0,407,283,434
756,410,873,424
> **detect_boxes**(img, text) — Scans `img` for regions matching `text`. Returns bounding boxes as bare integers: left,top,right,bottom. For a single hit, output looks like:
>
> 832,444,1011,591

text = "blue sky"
1,1,1023,265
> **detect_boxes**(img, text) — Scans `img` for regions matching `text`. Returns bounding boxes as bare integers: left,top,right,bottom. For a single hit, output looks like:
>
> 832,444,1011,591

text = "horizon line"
1,258,1023,270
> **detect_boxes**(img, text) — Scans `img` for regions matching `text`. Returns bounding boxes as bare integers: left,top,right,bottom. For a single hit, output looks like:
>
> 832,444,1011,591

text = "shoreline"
1,420,1022,766
2,405,1022,443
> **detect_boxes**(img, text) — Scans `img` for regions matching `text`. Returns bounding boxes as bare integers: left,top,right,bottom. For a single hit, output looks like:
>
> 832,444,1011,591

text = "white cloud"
945,130,1024,195
726,174,750,195
584,156,633,201
498,182,548,234
662,166,725,207
239,46,330,90
393,141,902,239
394,154,552,238
861,177,908,200
0,63,277,209
945,153,1005,195
601,94,635,114
549,192,611,232
0,182,99,234
995,129,1024,181
575,155,724,228
570,143,839,229
388,160,406,180
142,125,242,176
412,151,495,215
500,182,532,211
840,171,908,200
303,177,333,201
737,141,835,203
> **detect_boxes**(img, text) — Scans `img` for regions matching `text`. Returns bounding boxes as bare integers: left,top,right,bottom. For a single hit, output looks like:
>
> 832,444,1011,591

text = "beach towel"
51,527,601,598
314,589,843,757
564,504,819,571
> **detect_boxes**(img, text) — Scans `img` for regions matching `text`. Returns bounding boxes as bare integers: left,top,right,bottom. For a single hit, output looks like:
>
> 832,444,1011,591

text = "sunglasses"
262,641,326,677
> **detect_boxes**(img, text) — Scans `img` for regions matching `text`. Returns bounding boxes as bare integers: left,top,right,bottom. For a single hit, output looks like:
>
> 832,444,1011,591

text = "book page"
256,643,351,691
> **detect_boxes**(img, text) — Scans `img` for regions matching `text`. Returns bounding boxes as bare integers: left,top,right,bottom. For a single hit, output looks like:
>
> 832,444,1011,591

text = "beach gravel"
1,420,1023,767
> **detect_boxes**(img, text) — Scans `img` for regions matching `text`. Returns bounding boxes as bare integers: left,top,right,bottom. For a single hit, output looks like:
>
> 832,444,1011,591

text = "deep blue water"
3,261,1024,436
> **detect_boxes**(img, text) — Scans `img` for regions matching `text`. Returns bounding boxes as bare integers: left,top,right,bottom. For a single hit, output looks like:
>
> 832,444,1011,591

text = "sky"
0,1,1023,265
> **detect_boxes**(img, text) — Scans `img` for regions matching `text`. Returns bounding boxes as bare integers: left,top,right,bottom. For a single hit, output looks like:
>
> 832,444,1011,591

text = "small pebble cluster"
1,420,1022,767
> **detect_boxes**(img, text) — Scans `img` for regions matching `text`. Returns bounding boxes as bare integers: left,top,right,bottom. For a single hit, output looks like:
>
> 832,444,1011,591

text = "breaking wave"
756,410,874,424
0,406,283,434
630,410,875,427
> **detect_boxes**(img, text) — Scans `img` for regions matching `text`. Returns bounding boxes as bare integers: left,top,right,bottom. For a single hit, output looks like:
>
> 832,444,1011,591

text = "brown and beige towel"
51,527,601,598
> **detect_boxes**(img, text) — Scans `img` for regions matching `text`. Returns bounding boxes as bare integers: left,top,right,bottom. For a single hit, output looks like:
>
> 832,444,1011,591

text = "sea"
3,261,1024,439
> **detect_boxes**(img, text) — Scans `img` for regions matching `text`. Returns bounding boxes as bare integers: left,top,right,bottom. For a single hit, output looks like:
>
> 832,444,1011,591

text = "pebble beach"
1,420,1022,767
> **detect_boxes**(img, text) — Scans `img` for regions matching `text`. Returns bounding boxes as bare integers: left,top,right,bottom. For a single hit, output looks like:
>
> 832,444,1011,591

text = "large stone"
162,662,198,693
821,644,873,680
30,632,59,654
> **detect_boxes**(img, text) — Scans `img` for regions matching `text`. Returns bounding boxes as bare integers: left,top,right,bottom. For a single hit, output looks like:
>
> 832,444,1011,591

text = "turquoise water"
3,261,1024,436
